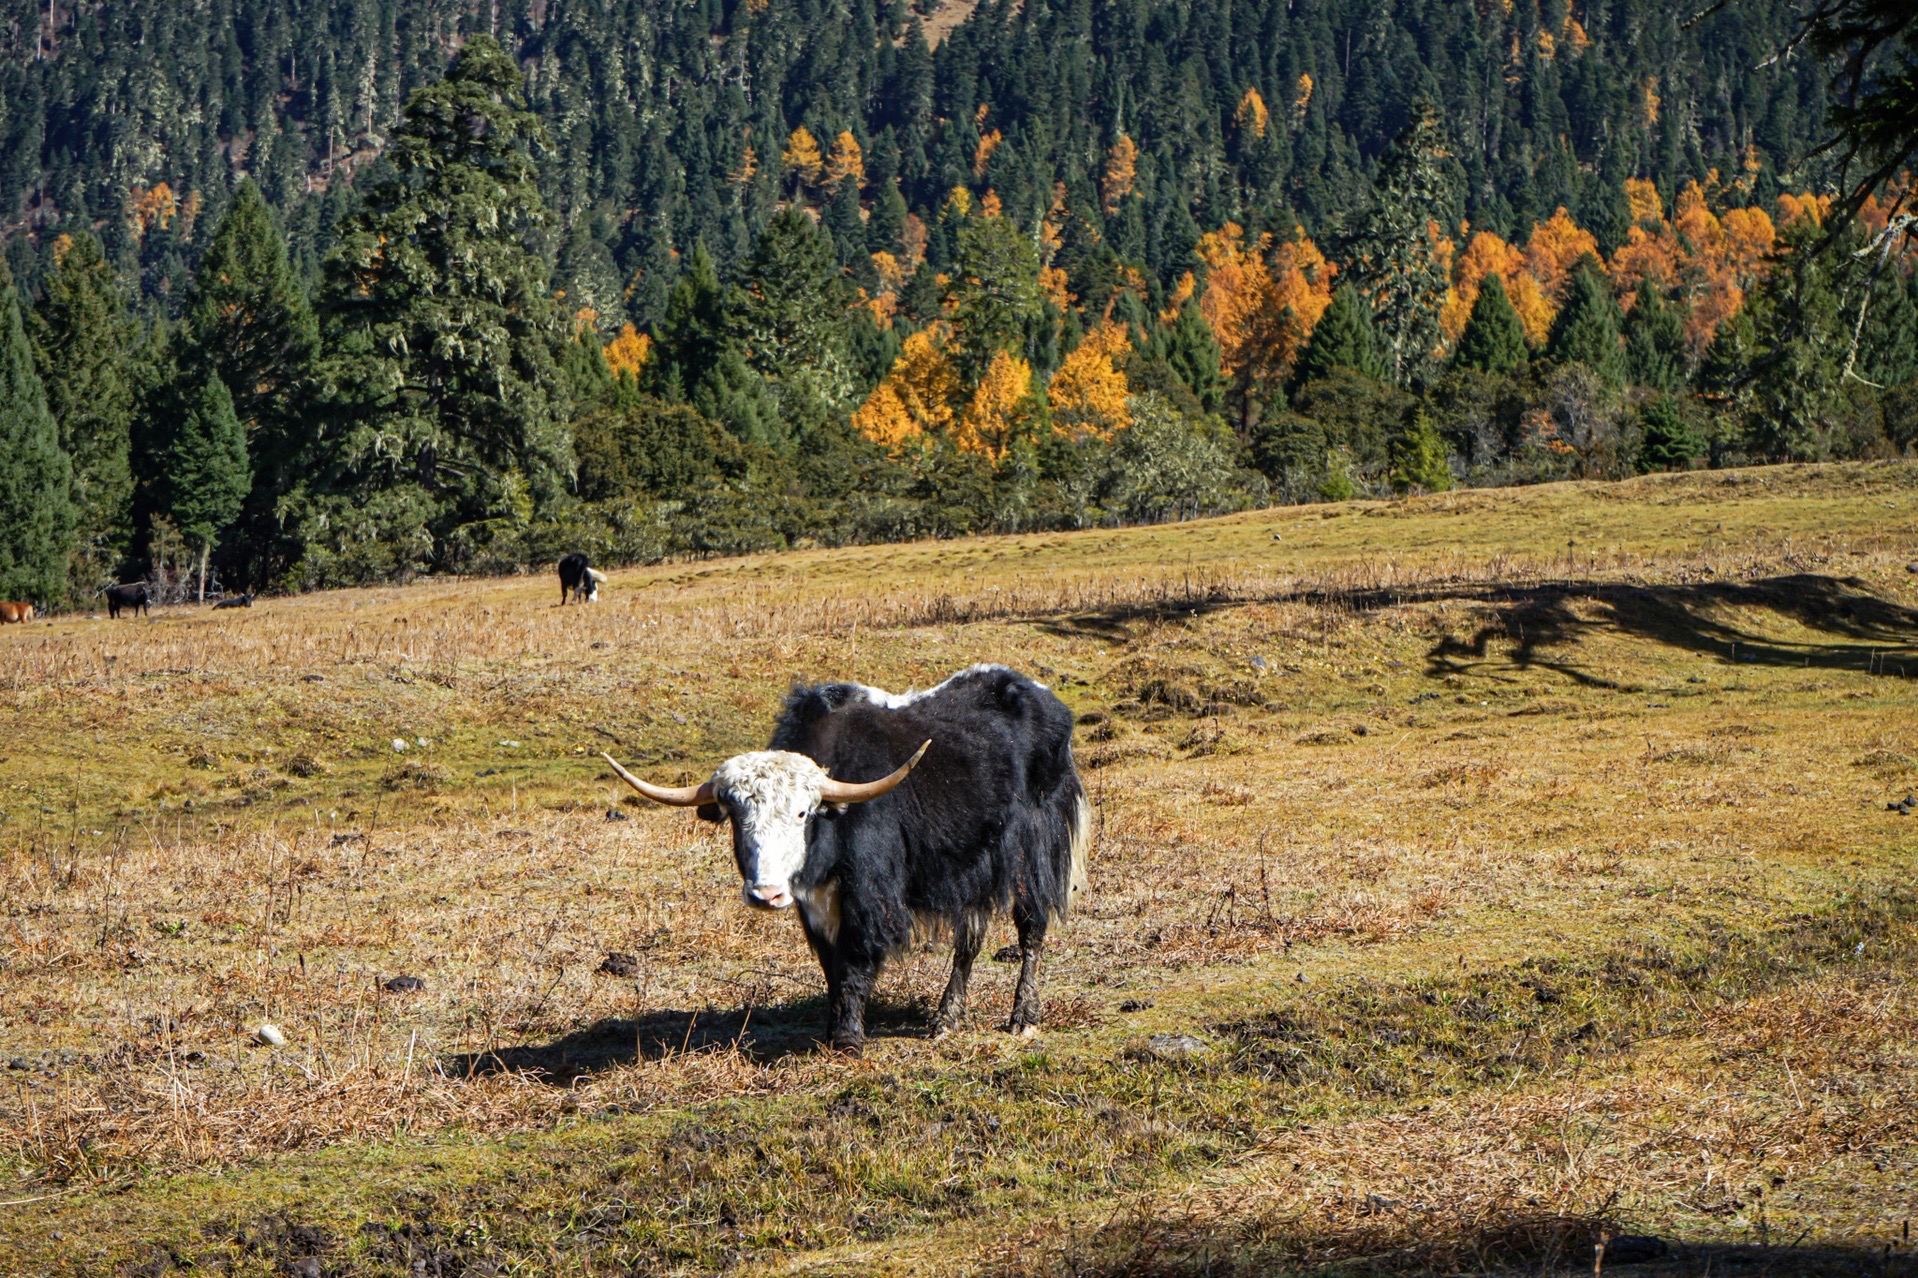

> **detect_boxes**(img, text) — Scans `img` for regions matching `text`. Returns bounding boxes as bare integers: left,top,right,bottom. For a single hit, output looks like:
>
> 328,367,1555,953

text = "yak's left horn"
601,753,716,807
818,740,931,804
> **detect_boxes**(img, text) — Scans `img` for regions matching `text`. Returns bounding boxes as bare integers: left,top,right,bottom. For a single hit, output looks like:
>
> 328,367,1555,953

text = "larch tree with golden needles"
824,131,865,191
958,349,1035,459
784,126,824,187
1048,323,1131,439
1102,135,1138,212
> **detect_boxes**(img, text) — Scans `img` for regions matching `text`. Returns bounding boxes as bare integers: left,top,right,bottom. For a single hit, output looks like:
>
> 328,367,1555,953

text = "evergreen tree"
185,180,318,588
1638,395,1704,471
653,242,730,403
1547,261,1627,386
29,232,135,582
1452,274,1529,376
316,35,570,558
733,208,860,424
1157,305,1226,415
1344,101,1454,387
0,269,75,605
1738,223,1847,461
1388,405,1452,494
1624,283,1689,393
1292,286,1386,386
947,211,1045,381
164,375,251,601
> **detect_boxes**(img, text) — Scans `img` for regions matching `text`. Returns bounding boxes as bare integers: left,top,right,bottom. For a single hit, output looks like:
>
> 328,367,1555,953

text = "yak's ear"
696,802,726,824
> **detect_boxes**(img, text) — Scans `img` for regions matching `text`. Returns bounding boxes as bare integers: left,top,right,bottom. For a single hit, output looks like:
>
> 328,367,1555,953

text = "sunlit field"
3,460,1917,1275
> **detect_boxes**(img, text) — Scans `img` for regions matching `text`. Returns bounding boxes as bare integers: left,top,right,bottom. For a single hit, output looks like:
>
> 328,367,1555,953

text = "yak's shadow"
446,995,938,1084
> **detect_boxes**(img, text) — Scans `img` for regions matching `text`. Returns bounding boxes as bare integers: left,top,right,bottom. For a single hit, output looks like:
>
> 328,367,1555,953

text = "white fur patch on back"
850,662,1039,710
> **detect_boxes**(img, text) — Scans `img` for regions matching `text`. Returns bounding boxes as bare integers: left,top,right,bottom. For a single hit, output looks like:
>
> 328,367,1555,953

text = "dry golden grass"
2,462,1917,1274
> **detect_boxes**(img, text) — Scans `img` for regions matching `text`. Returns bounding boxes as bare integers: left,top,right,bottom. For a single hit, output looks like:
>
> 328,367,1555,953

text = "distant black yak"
557,553,604,604
104,583,149,619
604,664,1089,1054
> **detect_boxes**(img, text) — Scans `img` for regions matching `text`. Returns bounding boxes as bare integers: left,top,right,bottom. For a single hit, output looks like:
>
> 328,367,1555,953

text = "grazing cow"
105,582,150,619
213,593,253,610
604,664,1089,1054
557,553,602,604
0,602,33,624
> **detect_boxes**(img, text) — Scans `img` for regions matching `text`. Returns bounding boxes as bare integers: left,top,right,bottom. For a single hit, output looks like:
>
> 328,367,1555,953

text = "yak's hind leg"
1007,902,1048,1036
933,913,986,1038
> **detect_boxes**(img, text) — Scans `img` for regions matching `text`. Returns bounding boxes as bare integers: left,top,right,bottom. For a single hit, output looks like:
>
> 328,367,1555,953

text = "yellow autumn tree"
1195,223,1275,379
603,323,653,381
1524,207,1601,300
1048,322,1132,439
783,126,824,185
1266,228,1335,373
1624,177,1663,226
1293,73,1314,125
853,326,962,454
1102,135,1139,211
974,129,1004,180
1440,230,1524,345
1235,89,1270,141
957,349,1035,459
825,131,865,191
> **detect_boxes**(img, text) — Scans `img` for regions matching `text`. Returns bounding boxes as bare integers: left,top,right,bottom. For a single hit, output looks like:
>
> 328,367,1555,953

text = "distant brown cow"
0,602,34,624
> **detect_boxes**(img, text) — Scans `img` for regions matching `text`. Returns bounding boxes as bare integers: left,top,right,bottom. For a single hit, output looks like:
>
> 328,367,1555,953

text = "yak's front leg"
825,951,877,1056
933,913,985,1038
1007,902,1048,1036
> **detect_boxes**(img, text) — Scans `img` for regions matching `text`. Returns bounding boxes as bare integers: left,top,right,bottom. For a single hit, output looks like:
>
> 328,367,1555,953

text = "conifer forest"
0,0,1914,602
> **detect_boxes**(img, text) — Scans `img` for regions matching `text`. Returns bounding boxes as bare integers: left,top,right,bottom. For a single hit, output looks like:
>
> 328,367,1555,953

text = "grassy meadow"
3,460,1917,1275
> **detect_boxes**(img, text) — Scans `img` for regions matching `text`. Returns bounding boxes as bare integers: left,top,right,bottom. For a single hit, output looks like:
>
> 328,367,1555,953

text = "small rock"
289,1257,323,1278
391,738,408,753
991,944,1022,963
1271,532,1283,542
7,1057,29,1070
1128,1033,1210,1062
301,673,325,682
497,740,521,749
1117,999,1153,1013
382,974,425,994
1907,562,1918,574
253,1023,286,1047
598,952,641,978
1249,655,1268,671
604,807,630,822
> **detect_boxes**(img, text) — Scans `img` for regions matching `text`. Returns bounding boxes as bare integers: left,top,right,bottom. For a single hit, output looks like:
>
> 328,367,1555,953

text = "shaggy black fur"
557,553,592,604
764,665,1087,1052
105,582,149,618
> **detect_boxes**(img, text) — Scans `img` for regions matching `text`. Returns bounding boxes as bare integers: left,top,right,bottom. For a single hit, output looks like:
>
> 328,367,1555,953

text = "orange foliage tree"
1102,136,1138,211
1048,323,1131,439
852,325,961,454
957,349,1035,459
604,323,653,381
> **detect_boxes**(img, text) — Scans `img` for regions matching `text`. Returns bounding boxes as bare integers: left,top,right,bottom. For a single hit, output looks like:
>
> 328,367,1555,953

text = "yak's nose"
746,884,792,909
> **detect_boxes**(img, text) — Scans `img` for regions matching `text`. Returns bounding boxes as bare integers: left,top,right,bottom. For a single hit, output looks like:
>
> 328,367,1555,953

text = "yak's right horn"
602,753,716,807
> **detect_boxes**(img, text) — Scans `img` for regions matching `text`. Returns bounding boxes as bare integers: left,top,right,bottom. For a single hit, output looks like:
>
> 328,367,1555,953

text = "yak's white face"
710,751,829,910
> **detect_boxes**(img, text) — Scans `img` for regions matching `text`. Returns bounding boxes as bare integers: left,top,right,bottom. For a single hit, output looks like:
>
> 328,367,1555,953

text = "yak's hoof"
828,1038,865,1058
1009,1022,1040,1039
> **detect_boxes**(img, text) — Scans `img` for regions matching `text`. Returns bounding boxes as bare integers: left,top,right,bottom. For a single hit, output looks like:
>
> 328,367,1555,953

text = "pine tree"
164,375,251,601
1157,304,1226,414
0,268,76,605
1638,394,1704,471
1292,286,1386,386
1624,283,1688,393
1389,406,1452,494
1546,261,1627,386
185,180,317,588
317,35,570,551
29,232,135,581
1452,274,1529,376
947,211,1045,381
733,208,861,433
1344,101,1454,387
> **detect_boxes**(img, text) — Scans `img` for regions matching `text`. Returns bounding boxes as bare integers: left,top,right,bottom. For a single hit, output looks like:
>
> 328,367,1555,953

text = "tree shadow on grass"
446,994,937,1084
1037,1209,1918,1277
1425,574,1918,689
1030,572,1918,691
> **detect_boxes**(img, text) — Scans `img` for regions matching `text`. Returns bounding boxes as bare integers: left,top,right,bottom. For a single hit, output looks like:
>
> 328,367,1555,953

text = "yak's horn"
819,740,931,804
601,753,715,807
